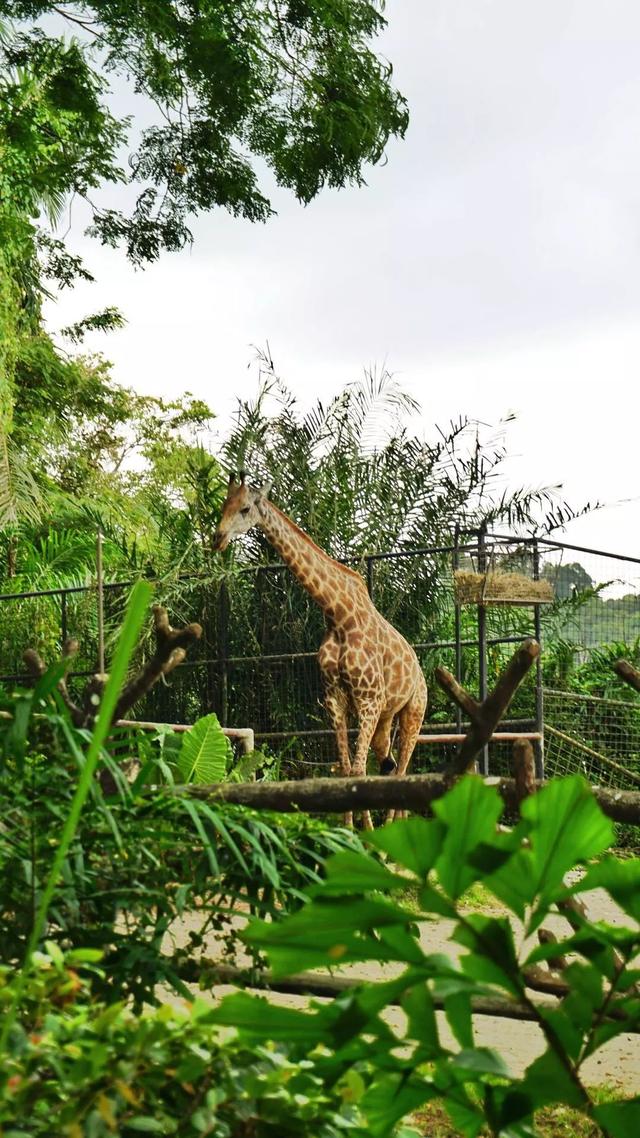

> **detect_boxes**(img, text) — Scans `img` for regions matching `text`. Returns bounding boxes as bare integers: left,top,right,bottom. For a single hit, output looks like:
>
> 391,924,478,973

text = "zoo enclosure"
0,531,639,780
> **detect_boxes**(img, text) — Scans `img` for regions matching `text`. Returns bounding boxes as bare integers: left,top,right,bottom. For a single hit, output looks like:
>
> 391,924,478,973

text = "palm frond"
0,435,45,529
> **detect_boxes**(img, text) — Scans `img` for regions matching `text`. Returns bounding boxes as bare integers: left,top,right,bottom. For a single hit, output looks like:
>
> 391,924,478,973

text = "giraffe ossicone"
213,475,427,827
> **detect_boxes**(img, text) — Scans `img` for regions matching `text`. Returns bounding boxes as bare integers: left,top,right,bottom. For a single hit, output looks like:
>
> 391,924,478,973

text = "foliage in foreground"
0,950,362,1137
208,775,640,1138
0,679,362,1007
2,775,640,1136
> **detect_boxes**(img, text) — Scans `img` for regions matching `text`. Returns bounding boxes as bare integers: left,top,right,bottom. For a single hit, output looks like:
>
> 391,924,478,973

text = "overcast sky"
46,0,640,562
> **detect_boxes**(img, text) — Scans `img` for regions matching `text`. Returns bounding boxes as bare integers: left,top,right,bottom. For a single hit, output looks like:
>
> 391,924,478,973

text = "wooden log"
435,639,541,777
614,659,640,693
173,959,639,1029
513,738,537,801
536,929,568,972
173,771,640,825
174,959,559,1023
432,669,481,721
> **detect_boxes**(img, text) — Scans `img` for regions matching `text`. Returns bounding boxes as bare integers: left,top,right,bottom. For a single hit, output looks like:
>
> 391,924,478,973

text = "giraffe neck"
256,499,366,616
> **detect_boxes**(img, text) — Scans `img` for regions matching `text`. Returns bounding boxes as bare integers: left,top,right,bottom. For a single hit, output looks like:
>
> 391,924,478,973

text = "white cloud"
42,0,640,558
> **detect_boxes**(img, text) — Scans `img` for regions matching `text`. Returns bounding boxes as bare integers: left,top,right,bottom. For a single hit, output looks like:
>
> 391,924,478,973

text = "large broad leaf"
362,1072,438,1137
204,991,331,1045
522,776,614,904
402,983,442,1057
594,1101,640,1138
317,849,408,895
519,1048,585,1110
366,816,445,879
566,856,640,923
243,895,417,977
433,777,504,901
177,713,232,784
454,915,522,998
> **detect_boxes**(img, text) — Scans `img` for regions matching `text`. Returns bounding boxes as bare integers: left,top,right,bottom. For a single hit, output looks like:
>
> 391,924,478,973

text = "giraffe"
213,473,427,827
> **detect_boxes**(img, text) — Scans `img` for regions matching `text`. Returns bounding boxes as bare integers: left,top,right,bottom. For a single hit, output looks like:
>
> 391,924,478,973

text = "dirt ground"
164,877,640,1094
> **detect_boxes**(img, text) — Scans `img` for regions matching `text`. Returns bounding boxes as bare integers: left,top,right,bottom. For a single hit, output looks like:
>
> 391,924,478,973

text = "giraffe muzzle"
212,531,229,552
380,755,397,775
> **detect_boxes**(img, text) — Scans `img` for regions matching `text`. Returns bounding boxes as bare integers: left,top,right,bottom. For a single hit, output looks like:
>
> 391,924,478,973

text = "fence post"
366,556,374,600
477,522,489,775
217,580,229,727
532,538,545,779
60,591,68,646
96,531,105,675
453,524,462,734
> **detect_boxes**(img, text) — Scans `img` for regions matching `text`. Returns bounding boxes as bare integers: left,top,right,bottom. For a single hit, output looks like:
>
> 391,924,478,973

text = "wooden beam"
435,639,541,777
513,738,536,801
175,959,558,1024
173,959,639,1029
173,771,640,825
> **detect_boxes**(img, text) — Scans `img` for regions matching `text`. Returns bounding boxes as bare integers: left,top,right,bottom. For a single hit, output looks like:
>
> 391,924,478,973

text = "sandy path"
162,879,640,1093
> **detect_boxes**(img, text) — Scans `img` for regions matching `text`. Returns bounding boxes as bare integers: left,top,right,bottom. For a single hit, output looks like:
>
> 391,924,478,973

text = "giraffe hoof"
380,756,397,775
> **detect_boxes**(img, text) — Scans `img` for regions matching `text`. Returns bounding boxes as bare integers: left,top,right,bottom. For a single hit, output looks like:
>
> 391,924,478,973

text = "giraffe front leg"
353,698,384,830
324,684,353,824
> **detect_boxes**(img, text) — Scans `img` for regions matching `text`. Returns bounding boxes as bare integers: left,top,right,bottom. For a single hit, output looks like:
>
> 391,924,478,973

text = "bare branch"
614,659,640,693
112,605,202,722
537,929,568,972
436,639,540,778
23,641,85,727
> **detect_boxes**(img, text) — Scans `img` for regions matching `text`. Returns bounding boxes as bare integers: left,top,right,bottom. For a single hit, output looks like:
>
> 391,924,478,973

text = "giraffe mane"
267,502,369,590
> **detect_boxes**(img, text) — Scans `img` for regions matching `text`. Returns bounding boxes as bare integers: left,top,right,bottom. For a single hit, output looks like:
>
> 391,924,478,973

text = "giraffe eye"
240,507,251,516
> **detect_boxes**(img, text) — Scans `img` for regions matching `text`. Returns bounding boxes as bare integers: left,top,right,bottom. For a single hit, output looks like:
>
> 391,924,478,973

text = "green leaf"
318,849,408,895
177,713,232,784
454,915,522,998
450,1047,511,1078
443,990,473,1050
522,776,614,900
568,856,640,922
593,1099,640,1138
362,1073,437,1137
401,983,442,1057
204,992,330,1044
433,777,504,900
243,895,415,977
520,1049,586,1110
366,816,445,878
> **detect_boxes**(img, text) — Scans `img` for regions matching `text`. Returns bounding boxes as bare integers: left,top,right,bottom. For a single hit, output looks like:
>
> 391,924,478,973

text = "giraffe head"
212,472,270,551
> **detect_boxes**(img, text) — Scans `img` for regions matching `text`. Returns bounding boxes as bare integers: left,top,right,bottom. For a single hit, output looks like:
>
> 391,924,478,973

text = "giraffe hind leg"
371,713,396,775
386,685,427,823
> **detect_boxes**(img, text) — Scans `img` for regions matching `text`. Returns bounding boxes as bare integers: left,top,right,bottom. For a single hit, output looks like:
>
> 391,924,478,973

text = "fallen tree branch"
113,605,202,722
23,606,202,730
172,959,640,1029
436,639,540,777
172,771,640,825
23,638,85,726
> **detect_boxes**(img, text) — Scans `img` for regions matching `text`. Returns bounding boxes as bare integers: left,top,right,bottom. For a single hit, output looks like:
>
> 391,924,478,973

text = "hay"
454,570,554,606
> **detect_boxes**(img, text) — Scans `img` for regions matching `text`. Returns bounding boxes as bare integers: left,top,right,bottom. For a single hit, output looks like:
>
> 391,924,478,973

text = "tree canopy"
0,1,408,264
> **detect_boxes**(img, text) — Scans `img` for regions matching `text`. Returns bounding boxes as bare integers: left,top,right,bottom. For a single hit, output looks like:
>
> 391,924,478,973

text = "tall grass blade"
0,580,152,1051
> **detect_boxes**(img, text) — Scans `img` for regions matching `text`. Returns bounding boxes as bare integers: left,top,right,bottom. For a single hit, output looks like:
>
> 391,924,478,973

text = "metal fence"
1,531,639,778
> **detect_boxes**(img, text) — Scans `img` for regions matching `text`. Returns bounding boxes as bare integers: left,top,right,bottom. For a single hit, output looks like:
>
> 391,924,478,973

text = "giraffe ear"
256,480,273,499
